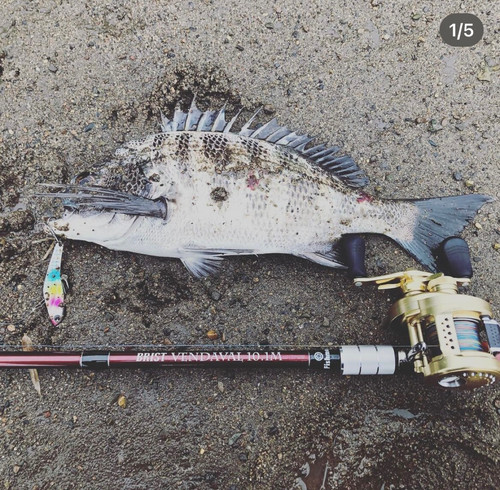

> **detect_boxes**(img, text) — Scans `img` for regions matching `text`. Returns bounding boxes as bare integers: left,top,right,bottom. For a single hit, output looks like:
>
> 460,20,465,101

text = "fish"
38,99,492,278
43,241,65,325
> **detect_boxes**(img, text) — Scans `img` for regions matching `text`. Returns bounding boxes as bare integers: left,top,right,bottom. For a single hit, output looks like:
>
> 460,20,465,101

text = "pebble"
263,104,275,115
268,426,279,436
229,433,242,446
455,122,466,131
239,453,247,461
494,398,500,409
48,64,58,73
211,290,221,301
464,180,474,188
83,123,95,132
477,65,491,82
322,317,330,327
117,394,127,408
236,45,244,51
452,172,462,181
428,119,443,132
217,381,224,393
493,243,500,251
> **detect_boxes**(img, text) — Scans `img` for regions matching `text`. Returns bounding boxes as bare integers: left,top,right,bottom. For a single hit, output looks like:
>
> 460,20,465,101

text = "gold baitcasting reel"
348,235,500,390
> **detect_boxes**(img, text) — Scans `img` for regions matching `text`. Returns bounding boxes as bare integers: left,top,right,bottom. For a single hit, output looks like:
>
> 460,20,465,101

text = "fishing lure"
43,240,65,326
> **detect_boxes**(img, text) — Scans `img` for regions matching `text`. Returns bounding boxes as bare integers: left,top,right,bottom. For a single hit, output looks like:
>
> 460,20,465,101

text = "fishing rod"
1,237,499,390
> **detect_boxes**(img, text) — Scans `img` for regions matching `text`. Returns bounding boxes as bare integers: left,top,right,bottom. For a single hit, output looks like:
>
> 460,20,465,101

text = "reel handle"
342,235,367,282
439,237,473,279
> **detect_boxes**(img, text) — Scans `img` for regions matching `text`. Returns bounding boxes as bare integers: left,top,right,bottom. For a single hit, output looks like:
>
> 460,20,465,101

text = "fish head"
47,157,166,244
71,158,154,198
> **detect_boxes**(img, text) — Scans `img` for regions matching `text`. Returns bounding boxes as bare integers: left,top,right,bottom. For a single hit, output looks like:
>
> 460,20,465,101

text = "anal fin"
180,252,224,278
297,246,347,269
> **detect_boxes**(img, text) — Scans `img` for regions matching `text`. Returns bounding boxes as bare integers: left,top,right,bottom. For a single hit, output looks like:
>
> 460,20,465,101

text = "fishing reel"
344,236,500,390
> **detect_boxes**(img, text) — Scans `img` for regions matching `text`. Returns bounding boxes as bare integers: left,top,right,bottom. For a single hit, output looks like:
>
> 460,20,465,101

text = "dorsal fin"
160,100,369,188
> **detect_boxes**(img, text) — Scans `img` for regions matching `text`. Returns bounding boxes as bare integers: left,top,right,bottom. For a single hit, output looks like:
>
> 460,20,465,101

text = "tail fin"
390,195,493,271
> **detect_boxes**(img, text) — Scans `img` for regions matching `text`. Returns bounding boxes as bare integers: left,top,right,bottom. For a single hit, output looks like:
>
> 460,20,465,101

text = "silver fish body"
44,101,491,277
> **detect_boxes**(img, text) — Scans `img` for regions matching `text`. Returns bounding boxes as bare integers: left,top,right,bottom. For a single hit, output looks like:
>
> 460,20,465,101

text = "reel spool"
346,236,500,390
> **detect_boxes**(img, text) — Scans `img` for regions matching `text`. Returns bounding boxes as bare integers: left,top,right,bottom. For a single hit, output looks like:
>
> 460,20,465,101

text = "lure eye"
53,315,61,323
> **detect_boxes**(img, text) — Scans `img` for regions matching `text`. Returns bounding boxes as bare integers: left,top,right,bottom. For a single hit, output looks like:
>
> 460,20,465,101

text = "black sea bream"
41,100,491,277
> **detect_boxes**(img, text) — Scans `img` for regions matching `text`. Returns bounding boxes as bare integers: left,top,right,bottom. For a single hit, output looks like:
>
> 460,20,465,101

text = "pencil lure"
43,241,65,326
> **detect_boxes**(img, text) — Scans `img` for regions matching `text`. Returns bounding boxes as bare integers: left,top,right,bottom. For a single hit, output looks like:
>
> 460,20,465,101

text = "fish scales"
39,100,492,277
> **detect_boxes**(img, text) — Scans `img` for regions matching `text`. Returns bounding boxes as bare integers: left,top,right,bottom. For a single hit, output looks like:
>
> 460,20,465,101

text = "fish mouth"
36,183,168,219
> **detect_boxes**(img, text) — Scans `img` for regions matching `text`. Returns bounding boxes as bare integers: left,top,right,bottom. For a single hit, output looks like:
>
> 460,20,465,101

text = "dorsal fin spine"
159,100,369,188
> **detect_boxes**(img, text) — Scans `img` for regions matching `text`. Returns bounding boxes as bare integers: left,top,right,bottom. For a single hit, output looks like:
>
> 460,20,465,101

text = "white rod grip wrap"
340,345,396,375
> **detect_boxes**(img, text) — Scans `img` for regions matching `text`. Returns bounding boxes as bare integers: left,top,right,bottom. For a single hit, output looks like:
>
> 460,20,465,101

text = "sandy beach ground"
0,1,499,488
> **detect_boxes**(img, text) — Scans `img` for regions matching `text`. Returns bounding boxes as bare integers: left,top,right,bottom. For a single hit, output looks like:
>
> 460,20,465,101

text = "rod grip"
439,237,473,278
342,235,367,279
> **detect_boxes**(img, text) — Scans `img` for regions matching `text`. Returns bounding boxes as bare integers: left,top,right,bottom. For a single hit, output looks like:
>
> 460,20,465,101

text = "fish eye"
74,171,96,185
53,315,61,322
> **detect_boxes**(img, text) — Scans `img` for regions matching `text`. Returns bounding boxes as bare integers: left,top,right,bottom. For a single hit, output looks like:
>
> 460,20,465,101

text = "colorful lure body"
43,242,65,326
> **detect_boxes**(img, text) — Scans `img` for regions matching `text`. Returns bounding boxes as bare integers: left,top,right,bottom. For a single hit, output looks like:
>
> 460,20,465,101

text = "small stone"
455,122,466,131
441,118,449,127
268,426,279,436
211,290,221,301
322,317,330,327
200,447,205,455
229,433,242,446
428,139,437,147
207,329,218,340
411,13,421,20
494,398,500,409
428,119,443,132
117,394,127,408
265,22,274,29
474,223,482,230
493,243,500,251
477,64,491,82
13,466,20,475
6,325,15,333
83,123,95,132
236,45,244,51
239,453,247,461
263,104,275,115
48,64,58,73
452,172,462,181
253,277,259,283
217,381,224,393
464,180,474,188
